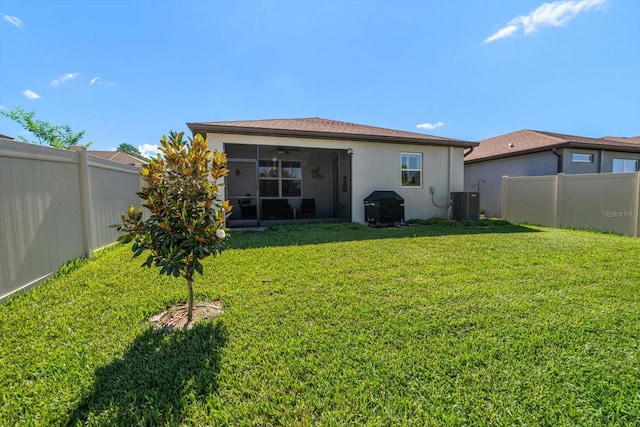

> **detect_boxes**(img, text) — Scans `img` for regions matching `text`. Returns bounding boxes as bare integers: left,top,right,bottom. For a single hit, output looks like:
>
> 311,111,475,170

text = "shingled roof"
187,117,476,148
465,129,640,163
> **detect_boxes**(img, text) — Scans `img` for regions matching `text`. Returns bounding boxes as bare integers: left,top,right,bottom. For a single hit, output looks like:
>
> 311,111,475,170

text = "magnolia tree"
115,131,232,323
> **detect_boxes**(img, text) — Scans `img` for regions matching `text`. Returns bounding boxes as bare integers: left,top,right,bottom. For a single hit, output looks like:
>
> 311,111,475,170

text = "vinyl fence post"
73,146,93,257
555,173,564,229
634,171,640,238
501,176,508,220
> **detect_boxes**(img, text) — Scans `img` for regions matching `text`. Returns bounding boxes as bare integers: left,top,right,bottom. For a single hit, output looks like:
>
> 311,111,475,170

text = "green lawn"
1,222,639,426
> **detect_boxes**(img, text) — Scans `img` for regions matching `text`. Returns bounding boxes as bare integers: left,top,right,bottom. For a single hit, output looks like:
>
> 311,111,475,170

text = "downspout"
597,149,603,173
552,148,563,173
464,146,474,157
449,146,453,218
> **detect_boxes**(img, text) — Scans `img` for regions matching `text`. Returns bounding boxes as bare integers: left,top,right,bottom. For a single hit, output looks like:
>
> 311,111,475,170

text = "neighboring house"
88,151,148,167
187,117,476,227
464,130,640,217
0,134,15,140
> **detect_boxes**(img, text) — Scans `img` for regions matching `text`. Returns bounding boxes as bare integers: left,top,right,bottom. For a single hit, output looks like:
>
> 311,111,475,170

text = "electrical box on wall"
451,192,480,221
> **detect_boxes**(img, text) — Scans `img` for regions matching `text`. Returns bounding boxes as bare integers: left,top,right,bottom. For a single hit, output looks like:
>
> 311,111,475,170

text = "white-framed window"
401,153,422,187
572,153,593,163
258,160,302,197
612,158,639,173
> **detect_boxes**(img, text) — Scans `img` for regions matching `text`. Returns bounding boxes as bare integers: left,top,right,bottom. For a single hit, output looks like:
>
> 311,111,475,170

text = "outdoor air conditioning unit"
451,192,480,221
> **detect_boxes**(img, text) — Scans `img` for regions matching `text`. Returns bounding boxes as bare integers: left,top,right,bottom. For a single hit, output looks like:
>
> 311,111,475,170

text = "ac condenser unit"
451,192,480,221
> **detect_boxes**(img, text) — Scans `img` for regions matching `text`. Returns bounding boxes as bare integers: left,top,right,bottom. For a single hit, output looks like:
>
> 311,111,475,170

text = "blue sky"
0,0,638,155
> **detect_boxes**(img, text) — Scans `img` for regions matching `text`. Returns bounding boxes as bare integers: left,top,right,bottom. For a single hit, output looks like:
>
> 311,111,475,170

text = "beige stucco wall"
207,133,465,222
351,143,462,221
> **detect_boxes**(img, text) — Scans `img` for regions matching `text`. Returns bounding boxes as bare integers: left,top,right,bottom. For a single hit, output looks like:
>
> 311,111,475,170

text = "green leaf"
132,247,144,258
194,260,203,276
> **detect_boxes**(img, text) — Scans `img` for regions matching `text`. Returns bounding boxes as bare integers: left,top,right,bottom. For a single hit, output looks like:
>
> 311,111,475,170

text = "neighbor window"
612,158,639,173
259,160,302,197
572,153,593,163
401,153,422,187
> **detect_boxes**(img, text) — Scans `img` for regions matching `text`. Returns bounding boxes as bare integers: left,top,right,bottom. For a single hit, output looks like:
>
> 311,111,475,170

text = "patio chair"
301,198,315,218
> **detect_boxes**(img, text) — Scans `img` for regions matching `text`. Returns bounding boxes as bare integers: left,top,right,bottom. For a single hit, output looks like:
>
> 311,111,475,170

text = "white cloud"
417,121,444,130
484,25,519,43
90,77,117,87
50,72,80,86
2,14,23,28
138,144,161,158
23,89,41,99
0,105,6,110
484,0,607,43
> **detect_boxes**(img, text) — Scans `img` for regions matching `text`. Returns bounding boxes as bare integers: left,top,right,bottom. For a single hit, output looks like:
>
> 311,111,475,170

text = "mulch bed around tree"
149,301,223,331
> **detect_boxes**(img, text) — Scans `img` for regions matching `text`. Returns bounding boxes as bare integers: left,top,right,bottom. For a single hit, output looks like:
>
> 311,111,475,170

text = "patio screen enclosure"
224,144,352,227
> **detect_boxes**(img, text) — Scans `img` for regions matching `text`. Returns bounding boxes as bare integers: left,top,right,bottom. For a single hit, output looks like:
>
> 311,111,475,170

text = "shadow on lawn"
66,321,226,426
228,221,541,250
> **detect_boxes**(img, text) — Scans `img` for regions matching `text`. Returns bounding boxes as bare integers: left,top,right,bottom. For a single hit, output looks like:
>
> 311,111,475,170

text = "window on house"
259,160,302,197
572,153,593,162
401,153,422,187
612,158,639,173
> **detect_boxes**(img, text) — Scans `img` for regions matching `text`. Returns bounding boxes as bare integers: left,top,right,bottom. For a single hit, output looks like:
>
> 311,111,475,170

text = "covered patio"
224,143,353,228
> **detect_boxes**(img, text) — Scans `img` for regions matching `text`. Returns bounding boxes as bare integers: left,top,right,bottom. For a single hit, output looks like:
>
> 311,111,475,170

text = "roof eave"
465,141,640,163
566,141,640,152
187,122,477,148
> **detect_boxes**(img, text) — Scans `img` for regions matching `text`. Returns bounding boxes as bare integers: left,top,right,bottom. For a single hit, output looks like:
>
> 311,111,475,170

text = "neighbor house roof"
187,117,476,148
88,151,148,166
0,133,15,140
465,129,640,163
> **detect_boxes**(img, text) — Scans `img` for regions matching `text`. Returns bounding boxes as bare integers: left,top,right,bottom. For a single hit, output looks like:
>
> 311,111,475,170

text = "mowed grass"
1,222,639,426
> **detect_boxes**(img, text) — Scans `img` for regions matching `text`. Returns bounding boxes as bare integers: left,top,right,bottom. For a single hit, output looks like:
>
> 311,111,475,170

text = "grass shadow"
66,321,226,426
228,220,541,250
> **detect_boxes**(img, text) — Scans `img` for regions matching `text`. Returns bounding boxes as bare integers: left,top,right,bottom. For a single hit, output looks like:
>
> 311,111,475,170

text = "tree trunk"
187,277,194,324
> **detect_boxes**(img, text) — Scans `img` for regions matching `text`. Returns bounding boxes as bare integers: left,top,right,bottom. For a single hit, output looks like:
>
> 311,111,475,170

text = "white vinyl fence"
0,138,143,302
502,172,640,237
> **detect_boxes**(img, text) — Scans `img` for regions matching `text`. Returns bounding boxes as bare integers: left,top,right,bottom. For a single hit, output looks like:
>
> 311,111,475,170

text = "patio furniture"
301,198,315,218
261,198,293,219
239,199,257,219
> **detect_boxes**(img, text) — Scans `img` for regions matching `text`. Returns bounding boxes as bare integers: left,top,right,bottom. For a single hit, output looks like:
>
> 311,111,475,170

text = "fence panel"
88,157,143,249
561,173,638,236
0,138,142,301
503,172,639,237
502,175,557,227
